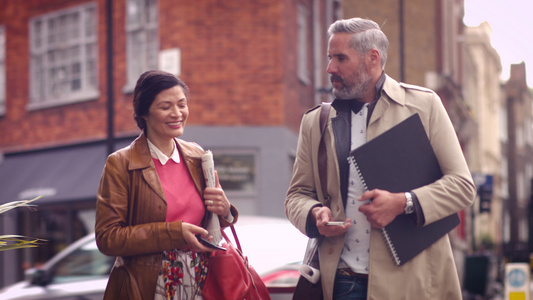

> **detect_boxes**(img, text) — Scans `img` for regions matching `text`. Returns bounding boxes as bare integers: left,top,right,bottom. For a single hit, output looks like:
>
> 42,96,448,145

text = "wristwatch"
404,192,414,214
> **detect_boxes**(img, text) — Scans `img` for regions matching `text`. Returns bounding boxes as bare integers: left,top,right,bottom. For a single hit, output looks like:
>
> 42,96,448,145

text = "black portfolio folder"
347,113,460,266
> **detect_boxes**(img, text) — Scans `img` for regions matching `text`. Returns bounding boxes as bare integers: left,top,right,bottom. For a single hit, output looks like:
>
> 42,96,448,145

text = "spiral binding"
347,155,402,266
381,229,401,265
347,156,368,192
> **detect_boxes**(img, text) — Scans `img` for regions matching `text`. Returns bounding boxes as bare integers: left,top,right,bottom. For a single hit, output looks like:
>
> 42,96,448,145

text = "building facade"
0,0,340,286
461,23,504,290
462,21,503,249
502,62,533,262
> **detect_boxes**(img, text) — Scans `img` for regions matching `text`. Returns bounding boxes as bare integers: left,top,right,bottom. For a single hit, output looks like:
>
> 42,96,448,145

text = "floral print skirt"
154,249,209,300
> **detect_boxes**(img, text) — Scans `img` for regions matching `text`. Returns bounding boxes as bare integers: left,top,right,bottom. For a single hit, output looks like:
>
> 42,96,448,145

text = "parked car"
0,216,308,299
0,234,113,300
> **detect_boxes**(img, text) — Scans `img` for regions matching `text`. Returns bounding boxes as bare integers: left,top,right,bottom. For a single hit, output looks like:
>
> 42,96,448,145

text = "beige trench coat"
95,133,237,300
285,75,476,300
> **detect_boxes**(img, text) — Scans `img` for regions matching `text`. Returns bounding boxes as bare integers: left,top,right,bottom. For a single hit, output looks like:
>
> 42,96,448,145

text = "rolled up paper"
201,150,222,244
201,150,216,188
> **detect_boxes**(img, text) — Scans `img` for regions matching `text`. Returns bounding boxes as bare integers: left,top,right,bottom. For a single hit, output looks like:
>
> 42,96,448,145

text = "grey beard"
333,79,370,99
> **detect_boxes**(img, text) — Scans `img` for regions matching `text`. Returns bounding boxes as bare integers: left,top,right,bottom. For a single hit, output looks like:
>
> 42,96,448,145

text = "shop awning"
0,143,110,205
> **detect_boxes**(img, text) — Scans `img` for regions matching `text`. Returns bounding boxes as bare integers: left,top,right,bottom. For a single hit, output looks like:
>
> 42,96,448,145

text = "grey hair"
328,18,388,69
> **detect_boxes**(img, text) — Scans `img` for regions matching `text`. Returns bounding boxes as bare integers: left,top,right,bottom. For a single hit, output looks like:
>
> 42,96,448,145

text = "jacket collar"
128,133,204,170
128,133,153,171
381,74,404,106
146,138,181,165
367,75,405,127
127,133,206,203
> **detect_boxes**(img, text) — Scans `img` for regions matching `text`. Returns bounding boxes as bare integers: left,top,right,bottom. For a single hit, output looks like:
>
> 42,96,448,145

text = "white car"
0,216,308,299
0,234,113,300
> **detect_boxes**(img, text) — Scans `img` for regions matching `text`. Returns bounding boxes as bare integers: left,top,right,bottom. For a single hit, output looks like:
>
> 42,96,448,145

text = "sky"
463,0,533,87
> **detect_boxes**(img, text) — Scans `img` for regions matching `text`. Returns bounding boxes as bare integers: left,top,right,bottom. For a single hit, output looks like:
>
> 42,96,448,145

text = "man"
285,18,475,300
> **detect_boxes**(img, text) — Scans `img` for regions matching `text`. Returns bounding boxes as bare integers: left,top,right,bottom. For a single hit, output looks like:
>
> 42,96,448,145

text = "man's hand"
312,206,351,237
358,189,406,228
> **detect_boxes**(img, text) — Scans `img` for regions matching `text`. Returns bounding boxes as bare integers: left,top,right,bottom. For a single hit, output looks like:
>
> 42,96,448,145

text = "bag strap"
318,102,331,207
221,225,242,252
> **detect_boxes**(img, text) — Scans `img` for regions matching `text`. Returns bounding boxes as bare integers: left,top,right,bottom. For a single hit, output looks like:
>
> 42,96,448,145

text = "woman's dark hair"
133,70,190,133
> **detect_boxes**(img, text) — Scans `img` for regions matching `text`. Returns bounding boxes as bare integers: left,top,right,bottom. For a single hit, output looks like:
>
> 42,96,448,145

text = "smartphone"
196,235,226,251
326,221,345,226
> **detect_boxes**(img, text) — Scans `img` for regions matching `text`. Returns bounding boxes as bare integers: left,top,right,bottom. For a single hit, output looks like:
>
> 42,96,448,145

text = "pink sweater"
153,155,205,226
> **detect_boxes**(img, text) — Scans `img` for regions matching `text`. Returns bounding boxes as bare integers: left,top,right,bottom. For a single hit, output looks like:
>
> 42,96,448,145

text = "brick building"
0,0,340,285
503,62,533,262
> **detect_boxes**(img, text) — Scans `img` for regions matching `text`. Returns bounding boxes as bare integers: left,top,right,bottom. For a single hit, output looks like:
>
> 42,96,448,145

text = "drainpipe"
399,0,405,82
106,0,115,155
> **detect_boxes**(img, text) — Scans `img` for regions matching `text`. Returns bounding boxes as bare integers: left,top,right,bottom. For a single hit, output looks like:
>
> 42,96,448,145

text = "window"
213,152,256,195
0,26,5,115
29,3,98,109
297,4,310,84
125,0,158,91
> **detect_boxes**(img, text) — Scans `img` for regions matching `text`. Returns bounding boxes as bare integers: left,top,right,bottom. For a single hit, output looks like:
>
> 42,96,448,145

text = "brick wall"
0,0,110,150
343,0,438,86
0,0,318,151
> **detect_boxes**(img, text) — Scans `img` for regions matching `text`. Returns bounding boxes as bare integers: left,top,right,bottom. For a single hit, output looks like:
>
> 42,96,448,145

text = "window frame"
28,3,99,110
123,0,159,93
297,4,310,85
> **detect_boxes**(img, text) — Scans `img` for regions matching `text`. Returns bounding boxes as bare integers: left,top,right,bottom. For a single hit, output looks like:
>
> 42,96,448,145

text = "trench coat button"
328,248,334,255
336,206,340,212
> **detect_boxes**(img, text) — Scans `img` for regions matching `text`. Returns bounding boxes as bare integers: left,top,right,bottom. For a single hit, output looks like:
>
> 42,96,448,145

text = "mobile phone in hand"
196,235,226,251
326,221,345,226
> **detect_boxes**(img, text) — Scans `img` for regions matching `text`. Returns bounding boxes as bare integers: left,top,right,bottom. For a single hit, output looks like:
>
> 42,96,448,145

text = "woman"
95,70,238,300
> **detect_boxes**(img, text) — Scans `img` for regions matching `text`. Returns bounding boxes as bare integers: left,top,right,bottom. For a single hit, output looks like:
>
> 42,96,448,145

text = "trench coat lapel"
331,107,351,207
367,75,404,138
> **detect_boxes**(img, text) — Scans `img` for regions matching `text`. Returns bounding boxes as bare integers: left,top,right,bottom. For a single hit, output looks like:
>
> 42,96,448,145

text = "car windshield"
50,239,113,284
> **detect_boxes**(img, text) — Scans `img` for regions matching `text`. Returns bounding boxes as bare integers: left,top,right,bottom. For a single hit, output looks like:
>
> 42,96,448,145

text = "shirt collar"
146,138,181,165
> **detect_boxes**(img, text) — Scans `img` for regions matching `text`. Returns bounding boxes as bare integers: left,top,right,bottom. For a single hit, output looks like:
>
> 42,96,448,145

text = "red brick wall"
343,0,438,86
0,0,321,151
0,0,110,150
164,0,287,127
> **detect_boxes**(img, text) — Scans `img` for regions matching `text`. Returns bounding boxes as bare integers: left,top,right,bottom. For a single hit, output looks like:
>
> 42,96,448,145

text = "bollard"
505,263,530,300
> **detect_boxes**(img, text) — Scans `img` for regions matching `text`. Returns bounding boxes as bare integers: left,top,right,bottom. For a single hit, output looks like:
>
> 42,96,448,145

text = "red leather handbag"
202,225,271,300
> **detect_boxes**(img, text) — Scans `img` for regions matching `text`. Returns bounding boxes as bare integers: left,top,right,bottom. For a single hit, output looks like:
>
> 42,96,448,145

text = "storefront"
0,140,126,286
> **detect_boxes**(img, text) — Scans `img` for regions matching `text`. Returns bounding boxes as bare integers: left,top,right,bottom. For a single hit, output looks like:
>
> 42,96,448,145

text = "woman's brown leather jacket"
95,133,237,299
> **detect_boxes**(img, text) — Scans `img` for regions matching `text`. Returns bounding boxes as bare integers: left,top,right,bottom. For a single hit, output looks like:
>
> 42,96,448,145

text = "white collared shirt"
147,138,180,165
339,103,371,274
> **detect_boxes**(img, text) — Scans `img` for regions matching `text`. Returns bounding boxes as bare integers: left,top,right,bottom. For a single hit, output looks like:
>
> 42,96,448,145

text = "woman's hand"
181,222,216,252
204,171,231,218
